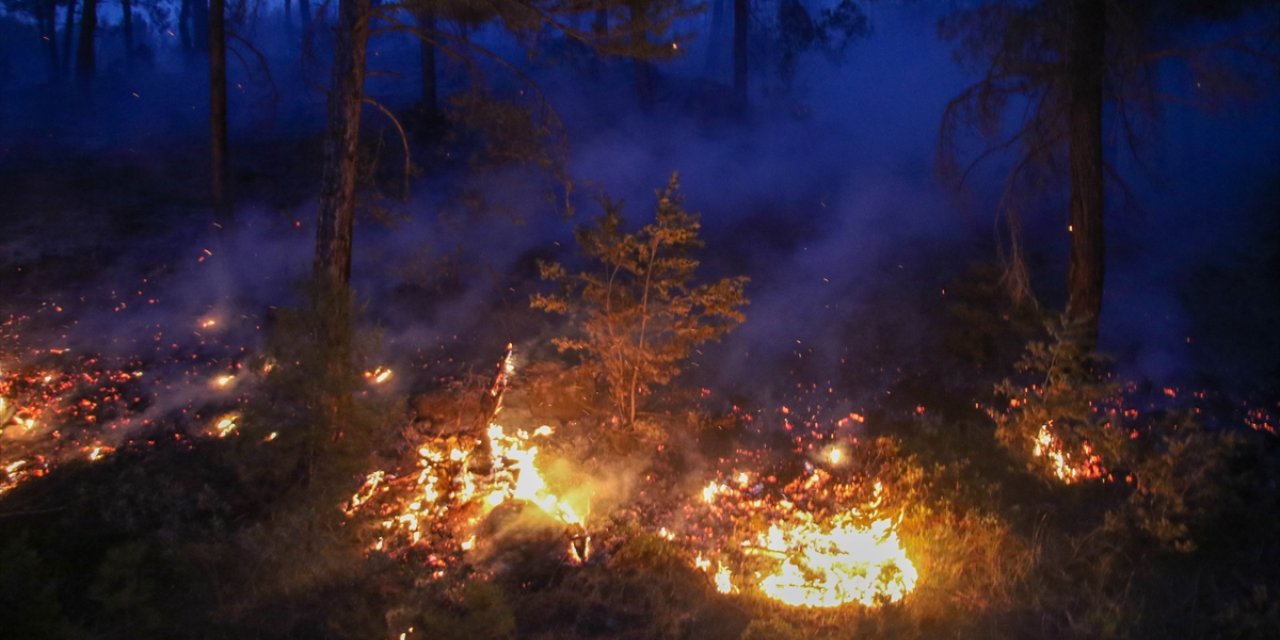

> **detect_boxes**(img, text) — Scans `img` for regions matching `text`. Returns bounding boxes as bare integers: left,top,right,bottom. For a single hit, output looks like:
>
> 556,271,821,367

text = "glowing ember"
212,413,239,438
212,374,237,389
365,366,393,385
714,562,734,594
702,480,725,504
345,470,386,515
1032,422,1103,483
826,447,844,466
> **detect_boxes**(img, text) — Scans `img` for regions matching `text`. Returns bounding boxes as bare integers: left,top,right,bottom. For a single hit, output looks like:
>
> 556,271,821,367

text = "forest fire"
345,349,591,569
0,306,263,496
211,412,239,438
0,351,137,495
345,421,591,566
686,467,918,608
1032,422,1103,483
365,366,394,385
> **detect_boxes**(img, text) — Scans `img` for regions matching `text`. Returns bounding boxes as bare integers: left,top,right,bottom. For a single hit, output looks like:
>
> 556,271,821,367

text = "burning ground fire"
0,308,266,496
343,350,919,609
344,346,592,573
344,422,591,568
4,286,1277,616
0,344,143,495
680,458,918,608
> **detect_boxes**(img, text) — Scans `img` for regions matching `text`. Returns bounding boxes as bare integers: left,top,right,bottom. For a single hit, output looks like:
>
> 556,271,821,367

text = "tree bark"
705,0,725,77
1065,0,1106,347
210,0,229,214
416,8,437,111
192,0,210,54
313,0,371,292
628,0,653,109
593,6,607,36
62,0,74,76
733,0,747,112
299,0,312,28
40,0,60,82
75,0,96,88
312,0,370,447
179,0,192,52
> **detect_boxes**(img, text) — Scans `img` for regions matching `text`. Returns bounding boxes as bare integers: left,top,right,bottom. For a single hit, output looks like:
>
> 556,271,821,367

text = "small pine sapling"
532,173,748,428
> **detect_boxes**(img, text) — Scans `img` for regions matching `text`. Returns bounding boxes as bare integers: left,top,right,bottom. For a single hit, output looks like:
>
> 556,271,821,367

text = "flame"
750,513,917,607
1032,423,1103,483
702,480,725,504
345,470,385,515
347,421,591,567
488,424,585,527
689,464,917,608
826,447,844,466
714,563,734,594
342,347,593,567
365,367,393,385
212,413,239,438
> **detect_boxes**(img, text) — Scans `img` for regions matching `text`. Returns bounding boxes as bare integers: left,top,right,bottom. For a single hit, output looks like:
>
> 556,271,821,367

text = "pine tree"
533,174,749,425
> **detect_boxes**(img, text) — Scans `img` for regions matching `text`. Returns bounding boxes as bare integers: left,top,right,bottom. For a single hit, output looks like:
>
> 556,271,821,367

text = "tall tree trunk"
593,5,607,36
284,0,292,26
122,0,133,66
313,0,371,292
210,0,229,214
705,0,725,78
1065,0,1106,347
299,0,312,29
62,0,74,76
628,0,652,109
733,0,747,112
192,0,210,54
590,6,607,78
179,0,192,52
40,0,60,82
416,8,437,111
312,0,371,446
75,0,96,88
